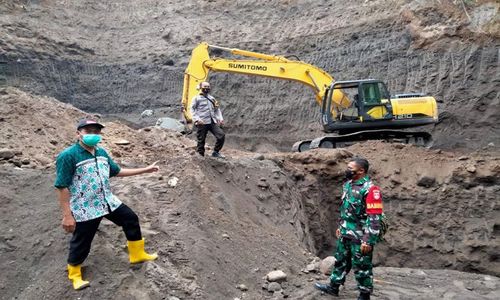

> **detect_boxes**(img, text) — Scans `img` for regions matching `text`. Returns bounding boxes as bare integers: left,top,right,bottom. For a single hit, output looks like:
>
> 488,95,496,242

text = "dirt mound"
1,89,499,299
0,87,197,169
0,87,86,168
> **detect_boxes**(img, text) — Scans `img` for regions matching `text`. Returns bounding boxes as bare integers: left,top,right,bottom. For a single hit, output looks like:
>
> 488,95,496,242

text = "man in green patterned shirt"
55,118,160,290
315,158,383,300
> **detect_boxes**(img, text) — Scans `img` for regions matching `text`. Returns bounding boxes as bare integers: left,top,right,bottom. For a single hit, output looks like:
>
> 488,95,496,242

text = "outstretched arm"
116,161,160,177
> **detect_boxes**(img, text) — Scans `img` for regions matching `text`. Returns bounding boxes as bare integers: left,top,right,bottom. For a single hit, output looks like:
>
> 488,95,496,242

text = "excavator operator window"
361,83,383,105
335,88,359,121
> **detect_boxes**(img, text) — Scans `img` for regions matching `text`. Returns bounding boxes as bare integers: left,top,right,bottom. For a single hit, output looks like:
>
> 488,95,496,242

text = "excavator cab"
322,79,394,134
301,78,434,151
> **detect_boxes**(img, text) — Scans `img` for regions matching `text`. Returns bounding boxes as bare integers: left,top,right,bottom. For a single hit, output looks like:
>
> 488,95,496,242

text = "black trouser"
67,204,141,265
196,121,225,155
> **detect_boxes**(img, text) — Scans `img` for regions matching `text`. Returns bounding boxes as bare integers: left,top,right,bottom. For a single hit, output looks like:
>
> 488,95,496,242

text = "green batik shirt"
54,142,122,222
338,175,383,245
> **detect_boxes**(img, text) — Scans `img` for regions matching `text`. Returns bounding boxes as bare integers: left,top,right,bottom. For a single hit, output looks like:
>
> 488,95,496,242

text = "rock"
390,175,402,185
141,109,154,118
266,270,287,282
305,262,318,273
305,257,321,273
267,282,282,292
49,139,58,145
319,256,336,275
222,233,230,239
466,165,476,173
156,117,185,133
111,150,122,158
458,156,469,161
11,160,22,167
258,181,270,189
167,176,179,187
487,142,494,147
257,194,269,201
114,139,131,145
0,148,15,160
34,154,52,166
236,284,248,291
255,154,265,160
417,175,436,188
21,158,30,165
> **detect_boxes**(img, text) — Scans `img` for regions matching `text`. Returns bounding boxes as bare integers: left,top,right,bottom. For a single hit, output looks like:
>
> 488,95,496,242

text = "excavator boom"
182,42,349,123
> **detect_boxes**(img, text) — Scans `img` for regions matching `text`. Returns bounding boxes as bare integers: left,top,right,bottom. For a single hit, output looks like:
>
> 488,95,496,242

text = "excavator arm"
181,42,349,122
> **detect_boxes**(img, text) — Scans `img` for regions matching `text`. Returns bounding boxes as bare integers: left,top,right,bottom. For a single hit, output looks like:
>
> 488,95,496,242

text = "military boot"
314,281,340,296
357,291,370,300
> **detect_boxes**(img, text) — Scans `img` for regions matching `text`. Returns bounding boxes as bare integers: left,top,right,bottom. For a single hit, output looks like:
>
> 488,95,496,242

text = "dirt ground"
0,0,499,299
1,88,499,299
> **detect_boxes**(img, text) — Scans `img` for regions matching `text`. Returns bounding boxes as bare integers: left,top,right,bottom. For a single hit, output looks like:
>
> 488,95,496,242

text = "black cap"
77,118,105,130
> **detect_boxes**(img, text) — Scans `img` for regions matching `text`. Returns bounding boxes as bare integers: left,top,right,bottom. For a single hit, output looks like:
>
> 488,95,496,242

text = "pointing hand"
145,161,160,173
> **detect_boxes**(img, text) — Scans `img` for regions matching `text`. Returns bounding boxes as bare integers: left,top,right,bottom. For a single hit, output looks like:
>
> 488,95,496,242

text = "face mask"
201,88,210,94
82,134,102,147
345,169,355,180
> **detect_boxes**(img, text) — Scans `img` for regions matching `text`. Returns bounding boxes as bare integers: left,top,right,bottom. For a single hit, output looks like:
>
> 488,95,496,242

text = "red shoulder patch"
366,185,383,215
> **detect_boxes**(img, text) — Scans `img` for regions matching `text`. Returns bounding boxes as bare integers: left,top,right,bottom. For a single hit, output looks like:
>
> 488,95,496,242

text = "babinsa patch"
366,186,383,214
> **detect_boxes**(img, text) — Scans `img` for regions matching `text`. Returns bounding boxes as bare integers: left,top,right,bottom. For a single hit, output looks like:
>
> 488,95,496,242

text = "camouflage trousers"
329,237,373,293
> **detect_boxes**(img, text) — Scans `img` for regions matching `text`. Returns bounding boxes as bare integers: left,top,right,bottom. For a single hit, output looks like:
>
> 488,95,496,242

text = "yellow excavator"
181,42,438,151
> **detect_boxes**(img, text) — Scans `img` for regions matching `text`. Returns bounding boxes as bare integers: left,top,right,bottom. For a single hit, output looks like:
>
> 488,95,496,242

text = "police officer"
315,157,383,300
190,81,225,158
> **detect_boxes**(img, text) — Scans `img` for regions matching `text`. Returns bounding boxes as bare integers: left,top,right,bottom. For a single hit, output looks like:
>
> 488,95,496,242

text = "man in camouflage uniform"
315,158,383,300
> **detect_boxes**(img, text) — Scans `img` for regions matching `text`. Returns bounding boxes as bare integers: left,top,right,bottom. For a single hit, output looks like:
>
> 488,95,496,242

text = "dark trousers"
67,204,141,265
196,122,225,155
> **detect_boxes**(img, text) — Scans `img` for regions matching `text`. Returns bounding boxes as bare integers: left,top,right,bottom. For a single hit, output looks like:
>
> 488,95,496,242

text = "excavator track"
292,130,433,152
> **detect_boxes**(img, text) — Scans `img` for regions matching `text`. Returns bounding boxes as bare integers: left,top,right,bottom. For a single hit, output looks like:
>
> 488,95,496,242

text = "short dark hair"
350,157,369,173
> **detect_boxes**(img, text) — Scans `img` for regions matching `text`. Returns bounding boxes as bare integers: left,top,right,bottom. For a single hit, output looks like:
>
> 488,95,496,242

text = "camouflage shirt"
338,175,383,245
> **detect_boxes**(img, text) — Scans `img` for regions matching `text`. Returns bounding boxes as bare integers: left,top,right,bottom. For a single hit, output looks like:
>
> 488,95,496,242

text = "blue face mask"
82,134,102,147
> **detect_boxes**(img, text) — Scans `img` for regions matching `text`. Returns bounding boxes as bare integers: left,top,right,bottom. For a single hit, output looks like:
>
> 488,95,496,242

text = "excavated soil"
1,88,499,300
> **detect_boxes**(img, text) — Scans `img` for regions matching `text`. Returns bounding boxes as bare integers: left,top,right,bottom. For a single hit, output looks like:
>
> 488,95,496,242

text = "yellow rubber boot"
67,264,90,290
127,238,158,264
